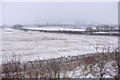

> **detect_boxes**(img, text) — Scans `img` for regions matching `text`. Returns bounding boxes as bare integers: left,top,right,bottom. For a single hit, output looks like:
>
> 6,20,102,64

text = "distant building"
96,25,116,31
85,27,95,32
13,24,23,30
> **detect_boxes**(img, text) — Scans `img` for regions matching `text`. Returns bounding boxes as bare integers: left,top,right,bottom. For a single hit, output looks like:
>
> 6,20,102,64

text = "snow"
1,27,118,62
94,31,119,34
66,61,117,78
24,26,85,31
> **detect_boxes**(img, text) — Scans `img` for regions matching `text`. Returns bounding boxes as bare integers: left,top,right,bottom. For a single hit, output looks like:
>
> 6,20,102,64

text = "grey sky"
0,3,2,26
2,2,118,25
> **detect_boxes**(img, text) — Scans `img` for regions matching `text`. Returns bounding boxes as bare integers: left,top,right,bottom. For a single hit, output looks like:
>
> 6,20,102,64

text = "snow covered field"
24,26,85,31
1,28,118,62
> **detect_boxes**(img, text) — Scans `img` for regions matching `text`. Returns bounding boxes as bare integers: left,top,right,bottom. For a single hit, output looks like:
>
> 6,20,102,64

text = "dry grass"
1,51,120,79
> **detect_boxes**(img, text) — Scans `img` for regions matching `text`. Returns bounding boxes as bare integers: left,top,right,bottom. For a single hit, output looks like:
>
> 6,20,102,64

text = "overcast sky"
1,2,118,25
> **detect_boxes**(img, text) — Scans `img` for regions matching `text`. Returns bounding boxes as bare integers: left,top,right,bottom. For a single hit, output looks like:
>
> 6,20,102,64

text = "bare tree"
114,49,120,80
2,53,22,79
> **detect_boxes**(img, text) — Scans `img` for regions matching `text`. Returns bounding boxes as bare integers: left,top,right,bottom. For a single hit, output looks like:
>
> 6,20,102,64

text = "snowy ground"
24,26,85,31
66,61,117,78
1,27,118,62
